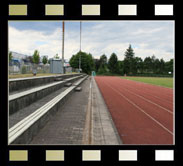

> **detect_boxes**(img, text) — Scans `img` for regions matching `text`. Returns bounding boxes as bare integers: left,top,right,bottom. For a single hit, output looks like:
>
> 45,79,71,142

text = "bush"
97,66,107,74
96,71,122,76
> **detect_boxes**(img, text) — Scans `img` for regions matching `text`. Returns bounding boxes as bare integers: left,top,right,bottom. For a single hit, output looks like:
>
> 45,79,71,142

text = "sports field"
120,76,173,88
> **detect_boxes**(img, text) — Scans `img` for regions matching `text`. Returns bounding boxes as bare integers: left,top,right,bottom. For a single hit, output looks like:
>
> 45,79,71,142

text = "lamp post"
79,21,82,73
62,21,65,74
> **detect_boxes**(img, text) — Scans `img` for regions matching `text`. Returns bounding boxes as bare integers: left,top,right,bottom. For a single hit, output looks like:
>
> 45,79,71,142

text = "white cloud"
9,21,174,62
9,26,61,57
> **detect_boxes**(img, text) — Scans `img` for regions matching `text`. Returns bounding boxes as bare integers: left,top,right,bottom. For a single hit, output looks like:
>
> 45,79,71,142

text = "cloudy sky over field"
9,21,174,61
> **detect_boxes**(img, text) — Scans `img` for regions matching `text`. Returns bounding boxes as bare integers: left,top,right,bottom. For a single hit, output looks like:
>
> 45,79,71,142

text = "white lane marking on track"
110,81,173,114
119,77,173,98
117,78,173,105
102,80,173,136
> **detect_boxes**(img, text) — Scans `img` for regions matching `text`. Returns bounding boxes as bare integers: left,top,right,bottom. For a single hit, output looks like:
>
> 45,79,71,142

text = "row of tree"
69,45,173,76
95,45,173,76
10,45,173,76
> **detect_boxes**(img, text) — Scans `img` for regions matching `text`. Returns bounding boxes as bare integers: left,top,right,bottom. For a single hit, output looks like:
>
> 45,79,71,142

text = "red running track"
95,76,174,145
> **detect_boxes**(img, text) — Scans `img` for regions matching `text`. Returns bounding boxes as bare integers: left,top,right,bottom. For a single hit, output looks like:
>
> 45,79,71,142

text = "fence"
9,64,50,75
9,64,73,75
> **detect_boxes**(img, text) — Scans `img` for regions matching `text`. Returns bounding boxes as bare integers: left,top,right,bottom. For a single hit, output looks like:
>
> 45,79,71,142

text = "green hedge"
126,73,173,77
96,72,121,76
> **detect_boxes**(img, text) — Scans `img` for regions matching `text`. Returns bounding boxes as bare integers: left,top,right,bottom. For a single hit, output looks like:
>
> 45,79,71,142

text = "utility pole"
62,21,65,74
79,21,82,73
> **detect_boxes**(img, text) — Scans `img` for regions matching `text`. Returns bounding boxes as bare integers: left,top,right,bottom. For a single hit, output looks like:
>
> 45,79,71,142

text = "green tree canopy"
118,60,124,75
97,54,108,74
69,51,95,74
42,56,48,65
94,59,100,72
54,54,60,59
165,59,173,74
144,56,152,73
32,50,40,64
9,51,13,63
123,44,135,74
108,53,119,73
99,54,107,68
124,44,135,59
133,57,143,74
159,58,165,74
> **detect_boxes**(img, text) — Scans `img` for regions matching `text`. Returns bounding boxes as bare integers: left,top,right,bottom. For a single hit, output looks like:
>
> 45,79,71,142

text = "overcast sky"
9,21,174,61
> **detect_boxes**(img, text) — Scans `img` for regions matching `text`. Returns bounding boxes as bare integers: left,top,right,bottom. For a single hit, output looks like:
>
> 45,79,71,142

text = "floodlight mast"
62,21,65,74
79,21,82,73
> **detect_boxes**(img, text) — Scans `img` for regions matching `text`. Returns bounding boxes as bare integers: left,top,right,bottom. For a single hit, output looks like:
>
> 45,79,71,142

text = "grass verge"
8,73,77,79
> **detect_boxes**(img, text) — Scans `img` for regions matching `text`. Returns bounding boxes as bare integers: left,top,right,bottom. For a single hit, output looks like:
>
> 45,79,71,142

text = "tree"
118,60,124,75
123,58,130,75
32,50,40,64
42,56,48,73
69,51,95,74
159,58,165,74
42,56,48,65
98,65,108,74
99,54,107,68
96,54,108,74
94,59,100,72
133,57,143,74
151,55,156,73
108,53,119,73
9,51,13,64
123,44,135,75
165,59,173,74
32,50,40,75
124,44,135,59
144,56,153,73
54,54,60,59
48,58,51,64
154,58,160,74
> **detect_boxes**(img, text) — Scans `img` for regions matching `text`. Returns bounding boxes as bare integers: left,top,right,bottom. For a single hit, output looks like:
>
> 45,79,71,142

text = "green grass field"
120,76,173,88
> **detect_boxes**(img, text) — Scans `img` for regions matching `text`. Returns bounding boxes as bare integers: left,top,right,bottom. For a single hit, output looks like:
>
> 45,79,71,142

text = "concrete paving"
30,77,90,145
29,76,122,145
91,77,122,145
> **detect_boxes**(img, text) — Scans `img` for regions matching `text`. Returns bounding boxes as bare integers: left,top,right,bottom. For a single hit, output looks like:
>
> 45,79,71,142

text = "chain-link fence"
9,64,73,75
9,64,50,75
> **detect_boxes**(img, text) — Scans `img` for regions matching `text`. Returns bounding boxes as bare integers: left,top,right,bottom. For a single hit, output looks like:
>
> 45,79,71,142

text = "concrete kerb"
91,76,122,145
